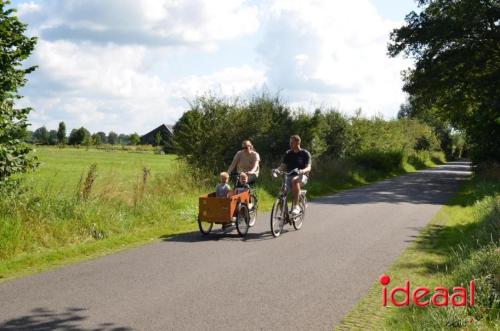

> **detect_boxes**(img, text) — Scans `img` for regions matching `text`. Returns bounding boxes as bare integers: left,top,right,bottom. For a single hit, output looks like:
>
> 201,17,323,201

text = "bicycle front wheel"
248,192,258,227
198,216,213,235
293,194,306,230
270,198,285,237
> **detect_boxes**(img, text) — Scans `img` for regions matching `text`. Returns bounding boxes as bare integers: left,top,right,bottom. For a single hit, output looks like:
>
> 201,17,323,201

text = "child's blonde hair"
220,171,229,179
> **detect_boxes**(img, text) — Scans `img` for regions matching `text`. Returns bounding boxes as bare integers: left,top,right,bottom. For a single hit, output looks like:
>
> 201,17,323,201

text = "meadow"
0,147,207,280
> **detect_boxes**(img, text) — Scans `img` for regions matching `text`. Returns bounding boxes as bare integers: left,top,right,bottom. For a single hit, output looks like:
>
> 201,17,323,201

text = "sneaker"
291,206,301,215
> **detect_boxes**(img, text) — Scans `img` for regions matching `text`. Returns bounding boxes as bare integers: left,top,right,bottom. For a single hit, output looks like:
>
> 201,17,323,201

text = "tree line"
27,122,141,146
172,93,446,174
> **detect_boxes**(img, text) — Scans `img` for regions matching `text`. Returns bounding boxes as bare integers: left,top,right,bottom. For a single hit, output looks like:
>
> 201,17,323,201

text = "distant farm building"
140,124,174,149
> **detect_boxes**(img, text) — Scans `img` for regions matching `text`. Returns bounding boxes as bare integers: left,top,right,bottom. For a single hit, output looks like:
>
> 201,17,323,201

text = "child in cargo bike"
219,172,253,230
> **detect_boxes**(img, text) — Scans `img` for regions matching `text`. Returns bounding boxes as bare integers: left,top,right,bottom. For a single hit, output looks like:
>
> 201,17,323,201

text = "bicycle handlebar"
272,168,300,177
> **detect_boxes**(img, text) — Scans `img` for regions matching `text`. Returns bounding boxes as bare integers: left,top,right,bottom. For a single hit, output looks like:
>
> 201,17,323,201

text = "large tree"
388,0,500,162
0,1,37,183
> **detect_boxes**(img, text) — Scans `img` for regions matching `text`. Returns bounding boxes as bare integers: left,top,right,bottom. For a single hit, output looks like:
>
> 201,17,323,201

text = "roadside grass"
335,176,500,330
0,147,445,282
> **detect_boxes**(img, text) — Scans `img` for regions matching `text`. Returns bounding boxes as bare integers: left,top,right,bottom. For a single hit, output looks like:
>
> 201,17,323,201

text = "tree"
91,133,102,145
96,131,106,144
118,134,129,145
107,131,118,145
68,127,90,145
48,130,58,145
57,121,66,144
0,1,38,183
388,0,500,162
32,126,49,145
129,133,140,145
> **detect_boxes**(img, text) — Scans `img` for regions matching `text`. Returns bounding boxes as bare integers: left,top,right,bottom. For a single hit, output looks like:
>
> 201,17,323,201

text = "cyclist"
274,135,311,215
228,140,260,185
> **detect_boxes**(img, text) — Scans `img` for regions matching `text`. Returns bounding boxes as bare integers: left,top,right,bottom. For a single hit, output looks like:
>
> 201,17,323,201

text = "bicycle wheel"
248,192,258,227
270,198,285,237
293,194,306,230
236,204,250,236
198,215,213,235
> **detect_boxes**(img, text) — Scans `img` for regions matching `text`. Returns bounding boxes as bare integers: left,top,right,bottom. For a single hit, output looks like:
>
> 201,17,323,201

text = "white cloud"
24,39,264,133
257,0,410,116
21,0,259,48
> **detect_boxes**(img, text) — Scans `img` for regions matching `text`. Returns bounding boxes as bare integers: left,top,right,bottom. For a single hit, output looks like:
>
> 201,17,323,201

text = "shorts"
286,174,308,192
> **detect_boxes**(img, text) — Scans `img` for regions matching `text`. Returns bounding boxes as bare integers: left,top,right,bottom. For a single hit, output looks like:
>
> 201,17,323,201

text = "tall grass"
0,149,207,264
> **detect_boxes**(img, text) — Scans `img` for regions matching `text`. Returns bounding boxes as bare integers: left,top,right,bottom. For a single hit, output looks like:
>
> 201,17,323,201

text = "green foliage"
107,131,118,145
91,133,102,145
32,126,48,144
95,131,106,144
0,1,38,184
129,133,140,145
173,93,443,174
57,122,66,144
68,127,90,145
388,0,500,162
118,133,129,145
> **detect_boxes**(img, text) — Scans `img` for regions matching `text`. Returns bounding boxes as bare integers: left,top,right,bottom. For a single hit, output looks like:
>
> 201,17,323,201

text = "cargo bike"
197,174,258,237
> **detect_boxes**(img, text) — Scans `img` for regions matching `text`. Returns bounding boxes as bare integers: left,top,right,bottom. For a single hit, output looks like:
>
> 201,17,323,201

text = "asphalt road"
0,162,471,331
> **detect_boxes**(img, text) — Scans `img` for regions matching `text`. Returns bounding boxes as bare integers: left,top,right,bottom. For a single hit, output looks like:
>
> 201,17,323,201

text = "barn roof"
141,124,174,138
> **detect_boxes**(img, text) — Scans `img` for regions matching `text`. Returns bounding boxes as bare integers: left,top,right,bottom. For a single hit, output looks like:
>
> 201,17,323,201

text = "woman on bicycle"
227,140,260,185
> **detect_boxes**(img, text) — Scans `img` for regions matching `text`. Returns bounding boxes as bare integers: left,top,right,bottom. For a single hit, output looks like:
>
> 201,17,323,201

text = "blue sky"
11,0,419,134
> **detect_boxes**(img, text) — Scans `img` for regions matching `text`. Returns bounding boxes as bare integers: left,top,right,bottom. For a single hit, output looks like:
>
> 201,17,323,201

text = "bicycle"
269,168,307,237
229,172,258,228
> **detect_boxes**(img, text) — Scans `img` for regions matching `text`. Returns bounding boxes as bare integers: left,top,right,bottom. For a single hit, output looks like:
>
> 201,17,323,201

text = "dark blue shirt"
282,149,311,172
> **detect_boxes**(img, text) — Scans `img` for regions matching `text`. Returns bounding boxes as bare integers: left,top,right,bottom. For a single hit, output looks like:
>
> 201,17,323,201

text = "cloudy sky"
11,0,418,135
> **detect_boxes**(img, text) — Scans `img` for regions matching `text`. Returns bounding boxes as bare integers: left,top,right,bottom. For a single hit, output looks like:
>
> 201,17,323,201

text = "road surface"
0,162,471,330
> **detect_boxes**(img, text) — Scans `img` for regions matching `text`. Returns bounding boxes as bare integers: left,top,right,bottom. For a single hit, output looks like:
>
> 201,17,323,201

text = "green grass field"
0,147,207,281
24,147,180,195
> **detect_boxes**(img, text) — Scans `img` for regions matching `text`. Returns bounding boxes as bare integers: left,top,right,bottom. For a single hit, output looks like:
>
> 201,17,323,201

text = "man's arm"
299,164,311,175
299,151,312,174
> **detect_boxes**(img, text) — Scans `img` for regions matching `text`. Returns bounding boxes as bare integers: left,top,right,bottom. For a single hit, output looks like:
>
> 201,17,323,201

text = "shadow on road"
161,228,274,243
0,307,131,331
313,162,471,206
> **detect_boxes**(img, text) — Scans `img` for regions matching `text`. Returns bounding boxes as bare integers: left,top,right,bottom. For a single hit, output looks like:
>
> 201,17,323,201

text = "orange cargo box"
198,190,249,223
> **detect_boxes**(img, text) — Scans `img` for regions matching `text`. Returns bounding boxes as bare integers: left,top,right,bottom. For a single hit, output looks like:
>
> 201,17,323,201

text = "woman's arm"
227,151,240,173
247,152,260,174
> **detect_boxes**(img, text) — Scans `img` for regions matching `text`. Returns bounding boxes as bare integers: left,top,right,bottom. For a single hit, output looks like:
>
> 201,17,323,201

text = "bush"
352,150,405,173
172,92,444,175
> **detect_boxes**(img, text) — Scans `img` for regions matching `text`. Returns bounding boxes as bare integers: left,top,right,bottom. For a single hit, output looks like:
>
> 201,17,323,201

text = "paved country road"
0,162,471,331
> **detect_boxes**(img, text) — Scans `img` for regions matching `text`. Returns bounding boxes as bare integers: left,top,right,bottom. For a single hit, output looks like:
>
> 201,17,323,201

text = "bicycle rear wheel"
236,204,250,236
270,198,285,237
293,194,306,230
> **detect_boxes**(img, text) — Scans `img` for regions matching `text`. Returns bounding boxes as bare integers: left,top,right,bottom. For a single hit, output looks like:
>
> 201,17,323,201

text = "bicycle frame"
274,169,304,222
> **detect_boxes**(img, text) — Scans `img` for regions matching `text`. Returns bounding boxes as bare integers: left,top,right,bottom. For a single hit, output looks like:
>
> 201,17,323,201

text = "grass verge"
335,176,499,330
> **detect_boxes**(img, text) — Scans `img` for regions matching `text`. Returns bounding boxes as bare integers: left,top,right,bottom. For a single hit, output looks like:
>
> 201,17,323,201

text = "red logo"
380,274,474,307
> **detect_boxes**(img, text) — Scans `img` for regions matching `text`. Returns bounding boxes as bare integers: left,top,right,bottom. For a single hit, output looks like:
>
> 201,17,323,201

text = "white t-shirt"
228,150,260,176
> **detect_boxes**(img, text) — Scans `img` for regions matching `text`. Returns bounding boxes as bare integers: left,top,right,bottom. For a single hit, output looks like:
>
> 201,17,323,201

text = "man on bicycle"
274,135,311,215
